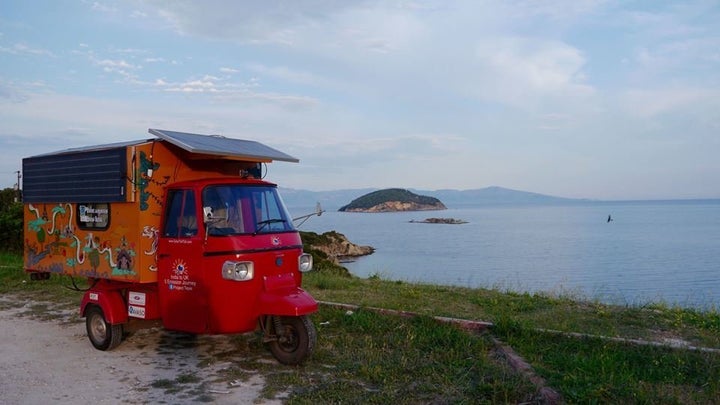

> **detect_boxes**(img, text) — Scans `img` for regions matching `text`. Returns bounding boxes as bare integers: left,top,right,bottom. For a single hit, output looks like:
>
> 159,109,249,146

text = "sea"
288,200,720,310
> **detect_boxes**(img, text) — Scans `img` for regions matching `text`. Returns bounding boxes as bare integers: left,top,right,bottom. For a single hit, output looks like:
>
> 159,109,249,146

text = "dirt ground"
0,295,281,404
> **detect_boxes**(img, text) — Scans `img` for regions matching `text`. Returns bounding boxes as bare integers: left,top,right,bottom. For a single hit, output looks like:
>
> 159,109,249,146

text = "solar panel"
149,128,299,163
23,147,127,203
29,139,149,158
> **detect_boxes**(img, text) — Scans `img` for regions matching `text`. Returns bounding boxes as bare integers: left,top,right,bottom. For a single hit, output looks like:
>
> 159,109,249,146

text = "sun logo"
172,259,188,276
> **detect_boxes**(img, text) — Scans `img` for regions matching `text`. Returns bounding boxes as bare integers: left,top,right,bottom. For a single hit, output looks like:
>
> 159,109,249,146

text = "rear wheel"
268,315,316,365
85,305,123,351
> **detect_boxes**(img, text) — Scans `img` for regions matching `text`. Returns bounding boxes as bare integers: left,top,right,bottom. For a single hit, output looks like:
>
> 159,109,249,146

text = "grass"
494,317,720,403
262,307,536,403
0,251,90,300
2,251,720,403
303,270,720,349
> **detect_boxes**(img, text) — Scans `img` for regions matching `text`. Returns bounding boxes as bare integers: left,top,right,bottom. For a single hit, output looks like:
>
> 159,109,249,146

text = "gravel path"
0,296,279,404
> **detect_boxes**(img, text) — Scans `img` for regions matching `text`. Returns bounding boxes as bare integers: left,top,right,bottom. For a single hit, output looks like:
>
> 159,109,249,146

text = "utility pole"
14,170,21,202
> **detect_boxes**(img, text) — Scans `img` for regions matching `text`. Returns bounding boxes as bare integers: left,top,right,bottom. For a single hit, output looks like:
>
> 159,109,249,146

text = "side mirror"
292,202,325,228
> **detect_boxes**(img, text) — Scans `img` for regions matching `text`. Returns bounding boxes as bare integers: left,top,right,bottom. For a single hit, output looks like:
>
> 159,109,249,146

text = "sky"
1,0,718,200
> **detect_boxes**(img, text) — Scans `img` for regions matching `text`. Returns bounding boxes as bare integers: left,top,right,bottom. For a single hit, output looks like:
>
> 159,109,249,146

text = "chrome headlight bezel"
221,261,254,281
298,253,313,273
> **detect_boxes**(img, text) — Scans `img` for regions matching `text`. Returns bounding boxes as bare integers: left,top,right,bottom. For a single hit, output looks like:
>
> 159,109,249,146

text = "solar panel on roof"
28,139,149,158
148,128,299,163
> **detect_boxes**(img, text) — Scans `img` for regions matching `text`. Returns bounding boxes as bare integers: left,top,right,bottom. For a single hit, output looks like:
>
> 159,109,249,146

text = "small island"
409,217,468,224
339,188,446,213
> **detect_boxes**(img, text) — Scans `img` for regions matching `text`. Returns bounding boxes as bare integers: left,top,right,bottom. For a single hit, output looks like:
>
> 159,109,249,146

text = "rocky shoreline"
342,200,446,213
409,217,468,224
300,231,375,264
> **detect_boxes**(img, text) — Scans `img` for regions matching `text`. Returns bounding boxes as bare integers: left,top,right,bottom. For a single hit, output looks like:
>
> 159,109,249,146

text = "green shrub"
0,188,23,253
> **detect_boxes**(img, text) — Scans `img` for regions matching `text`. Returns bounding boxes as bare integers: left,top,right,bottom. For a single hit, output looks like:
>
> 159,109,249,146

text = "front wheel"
85,305,123,351
267,315,316,365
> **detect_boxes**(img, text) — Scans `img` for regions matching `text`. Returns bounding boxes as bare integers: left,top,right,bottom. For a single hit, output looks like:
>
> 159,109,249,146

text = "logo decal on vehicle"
128,305,146,319
172,259,188,276
129,292,146,306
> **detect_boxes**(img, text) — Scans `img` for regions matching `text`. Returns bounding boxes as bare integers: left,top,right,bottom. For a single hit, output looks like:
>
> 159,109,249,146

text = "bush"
0,188,23,252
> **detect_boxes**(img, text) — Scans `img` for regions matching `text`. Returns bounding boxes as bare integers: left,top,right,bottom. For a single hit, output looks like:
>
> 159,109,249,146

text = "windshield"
202,185,295,236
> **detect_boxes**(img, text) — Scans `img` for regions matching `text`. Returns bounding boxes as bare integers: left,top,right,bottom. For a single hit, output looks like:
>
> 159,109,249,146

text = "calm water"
289,201,720,309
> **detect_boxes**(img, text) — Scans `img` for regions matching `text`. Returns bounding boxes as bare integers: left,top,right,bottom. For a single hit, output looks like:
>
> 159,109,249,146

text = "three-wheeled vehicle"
22,129,317,365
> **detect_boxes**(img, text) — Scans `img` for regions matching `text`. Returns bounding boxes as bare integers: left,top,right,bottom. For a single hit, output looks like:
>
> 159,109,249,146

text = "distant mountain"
279,186,587,210
279,187,376,209
339,188,446,212
413,186,587,206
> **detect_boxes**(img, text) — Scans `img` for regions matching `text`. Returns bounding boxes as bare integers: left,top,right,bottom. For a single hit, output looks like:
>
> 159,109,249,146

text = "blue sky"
1,1,718,200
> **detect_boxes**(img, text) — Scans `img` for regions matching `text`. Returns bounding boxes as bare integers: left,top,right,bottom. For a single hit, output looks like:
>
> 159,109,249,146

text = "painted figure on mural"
115,236,134,271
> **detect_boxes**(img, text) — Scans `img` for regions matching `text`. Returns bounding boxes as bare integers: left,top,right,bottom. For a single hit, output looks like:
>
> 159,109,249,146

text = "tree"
0,188,23,252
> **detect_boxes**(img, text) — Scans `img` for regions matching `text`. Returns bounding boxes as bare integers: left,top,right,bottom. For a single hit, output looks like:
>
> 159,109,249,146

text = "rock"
343,200,446,213
302,230,375,264
409,217,468,224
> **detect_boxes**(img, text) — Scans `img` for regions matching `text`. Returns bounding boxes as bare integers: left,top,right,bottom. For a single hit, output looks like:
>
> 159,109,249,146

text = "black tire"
85,305,123,351
268,315,316,365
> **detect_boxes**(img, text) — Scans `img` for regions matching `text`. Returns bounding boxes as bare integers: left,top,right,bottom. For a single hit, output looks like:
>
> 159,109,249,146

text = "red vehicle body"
23,129,318,364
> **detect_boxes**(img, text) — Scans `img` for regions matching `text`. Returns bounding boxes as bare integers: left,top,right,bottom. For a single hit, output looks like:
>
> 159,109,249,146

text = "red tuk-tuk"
23,129,317,365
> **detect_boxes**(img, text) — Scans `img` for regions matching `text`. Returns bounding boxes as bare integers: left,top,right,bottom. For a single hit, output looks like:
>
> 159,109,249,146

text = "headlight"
222,261,254,281
298,253,313,273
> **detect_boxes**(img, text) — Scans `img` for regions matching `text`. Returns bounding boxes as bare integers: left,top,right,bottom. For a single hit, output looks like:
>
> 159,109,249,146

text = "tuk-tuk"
22,129,317,365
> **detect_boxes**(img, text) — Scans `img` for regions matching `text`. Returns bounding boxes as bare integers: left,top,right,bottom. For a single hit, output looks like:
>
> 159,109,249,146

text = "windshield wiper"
254,219,287,235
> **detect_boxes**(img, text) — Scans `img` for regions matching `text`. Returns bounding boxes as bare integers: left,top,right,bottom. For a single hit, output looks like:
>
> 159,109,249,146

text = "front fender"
80,289,128,324
257,288,318,317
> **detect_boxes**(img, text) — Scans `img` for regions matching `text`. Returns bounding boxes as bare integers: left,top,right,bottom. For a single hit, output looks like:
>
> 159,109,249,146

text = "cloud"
131,10,148,18
511,0,608,20
164,79,217,93
135,1,596,111
91,1,118,13
245,63,334,88
149,0,362,44
466,37,594,109
634,37,720,77
0,43,55,57
621,87,716,118
95,59,137,69
0,81,29,103
148,74,317,108
93,58,140,81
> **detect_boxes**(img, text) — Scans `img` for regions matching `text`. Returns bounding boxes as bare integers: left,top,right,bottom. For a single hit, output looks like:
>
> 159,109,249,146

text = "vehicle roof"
28,139,151,158
149,128,299,163
27,129,299,163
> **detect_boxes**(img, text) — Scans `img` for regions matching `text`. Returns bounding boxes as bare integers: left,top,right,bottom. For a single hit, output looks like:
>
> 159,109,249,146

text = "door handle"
158,253,170,259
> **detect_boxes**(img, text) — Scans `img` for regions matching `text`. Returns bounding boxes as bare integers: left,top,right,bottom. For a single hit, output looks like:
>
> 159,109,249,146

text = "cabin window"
202,185,294,235
163,189,198,238
77,203,110,230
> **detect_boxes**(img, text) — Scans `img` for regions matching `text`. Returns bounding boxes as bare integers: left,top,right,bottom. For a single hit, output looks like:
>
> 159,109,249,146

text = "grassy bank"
2,251,719,403
302,270,720,403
